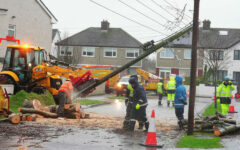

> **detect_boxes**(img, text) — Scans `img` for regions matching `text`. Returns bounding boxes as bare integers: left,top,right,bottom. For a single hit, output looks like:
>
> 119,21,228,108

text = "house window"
160,48,174,58
233,72,240,85
234,50,240,60
82,47,95,57
210,70,227,82
60,46,66,56
159,68,171,79
209,50,223,60
8,24,15,37
66,46,73,56
104,48,117,57
179,69,191,77
126,49,139,58
184,49,191,59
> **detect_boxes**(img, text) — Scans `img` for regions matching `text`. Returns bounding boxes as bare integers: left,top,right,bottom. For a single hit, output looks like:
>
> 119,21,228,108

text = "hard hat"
224,76,230,81
130,75,138,81
129,77,137,84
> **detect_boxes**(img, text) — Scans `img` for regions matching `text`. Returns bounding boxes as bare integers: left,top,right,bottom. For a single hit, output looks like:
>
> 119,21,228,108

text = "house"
156,20,240,84
51,29,61,57
56,20,142,76
0,0,57,69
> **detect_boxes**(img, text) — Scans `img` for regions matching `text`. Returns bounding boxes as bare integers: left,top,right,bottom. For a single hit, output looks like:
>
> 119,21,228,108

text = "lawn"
9,90,55,113
202,102,222,116
75,99,108,106
108,96,126,100
177,135,223,149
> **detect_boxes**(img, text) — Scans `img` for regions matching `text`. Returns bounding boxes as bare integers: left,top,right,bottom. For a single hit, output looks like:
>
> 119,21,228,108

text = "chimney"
101,20,110,31
203,20,211,30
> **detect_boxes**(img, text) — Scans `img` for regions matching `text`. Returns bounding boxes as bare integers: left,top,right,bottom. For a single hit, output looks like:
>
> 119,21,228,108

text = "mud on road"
0,112,180,150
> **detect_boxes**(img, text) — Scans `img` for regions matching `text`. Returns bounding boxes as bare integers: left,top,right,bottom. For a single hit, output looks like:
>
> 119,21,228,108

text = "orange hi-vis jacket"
59,81,74,98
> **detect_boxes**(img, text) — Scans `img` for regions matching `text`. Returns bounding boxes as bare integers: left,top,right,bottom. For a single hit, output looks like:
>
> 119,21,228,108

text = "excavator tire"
0,74,18,94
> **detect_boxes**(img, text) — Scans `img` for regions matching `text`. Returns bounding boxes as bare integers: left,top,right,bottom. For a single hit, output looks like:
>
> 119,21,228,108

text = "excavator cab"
0,45,46,92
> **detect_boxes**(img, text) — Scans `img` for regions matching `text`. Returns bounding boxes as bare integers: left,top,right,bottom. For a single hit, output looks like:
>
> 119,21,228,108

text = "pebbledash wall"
0,0,56,69
222,42,240,79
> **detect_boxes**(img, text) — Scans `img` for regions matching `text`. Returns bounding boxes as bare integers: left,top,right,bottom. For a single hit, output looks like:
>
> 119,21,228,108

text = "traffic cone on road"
229,105,237,113
140,109,163,148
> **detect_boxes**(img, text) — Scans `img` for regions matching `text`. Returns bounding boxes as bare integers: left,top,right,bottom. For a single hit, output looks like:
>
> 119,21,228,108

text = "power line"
119,0,166,28
150,0,188,25
136,0,171,22
89,0,168,36
161,0,192,19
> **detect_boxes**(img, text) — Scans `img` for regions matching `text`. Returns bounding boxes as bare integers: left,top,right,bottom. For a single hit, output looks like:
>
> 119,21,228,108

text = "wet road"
3,95,240,150
86,96,211,124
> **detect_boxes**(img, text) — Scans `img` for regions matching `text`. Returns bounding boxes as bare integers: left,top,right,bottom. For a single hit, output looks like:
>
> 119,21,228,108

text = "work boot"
158,101,162,105
123,120,129,129
167,101,170,107
172,102,175,107
129,121,136,131
138,122,144,130
178,120,184,130
144,121,149,132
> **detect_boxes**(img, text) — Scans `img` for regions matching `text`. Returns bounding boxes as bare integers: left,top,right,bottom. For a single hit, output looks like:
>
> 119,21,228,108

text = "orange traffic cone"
229,105,237,113
140,109,163,148
187,89,190,98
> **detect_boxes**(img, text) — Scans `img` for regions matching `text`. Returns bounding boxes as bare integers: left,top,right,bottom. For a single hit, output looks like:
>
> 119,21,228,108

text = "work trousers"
130,105,148,130
158,93,163,105
123,101,132,128
221,104,230,115
175,108,184,121
56,91,70,117
167,93,175,101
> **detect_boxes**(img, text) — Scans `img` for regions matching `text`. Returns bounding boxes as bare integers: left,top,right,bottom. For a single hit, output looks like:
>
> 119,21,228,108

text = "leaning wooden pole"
187,0,200,135
78,24,193,97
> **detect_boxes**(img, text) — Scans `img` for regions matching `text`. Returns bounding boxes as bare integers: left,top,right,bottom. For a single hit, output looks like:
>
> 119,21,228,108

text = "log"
18,108,57,118
26,114,36,121
64,104,70,110
219,118,236,125
199,122,213,131
8,114,20,124
216,112,226,118
79,110,85,119
214,125,240,136
64,112,80,119
21,115,27,121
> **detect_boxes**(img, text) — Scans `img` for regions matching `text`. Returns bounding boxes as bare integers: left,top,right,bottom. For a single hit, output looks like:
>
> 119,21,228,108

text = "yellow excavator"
0,44,118,101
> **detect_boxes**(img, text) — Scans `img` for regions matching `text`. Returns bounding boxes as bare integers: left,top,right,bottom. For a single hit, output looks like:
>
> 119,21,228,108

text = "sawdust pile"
36,112,176,131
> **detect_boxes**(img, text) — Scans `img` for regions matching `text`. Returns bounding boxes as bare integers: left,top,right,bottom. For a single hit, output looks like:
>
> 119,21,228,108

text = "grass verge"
75,99,108,106
108,96,126,100
10,90,55,113
202,102,222,116
177,135,223,149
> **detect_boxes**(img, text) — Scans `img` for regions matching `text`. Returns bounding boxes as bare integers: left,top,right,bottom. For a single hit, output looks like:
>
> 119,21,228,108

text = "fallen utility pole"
79,24,193,97
187,0,200,135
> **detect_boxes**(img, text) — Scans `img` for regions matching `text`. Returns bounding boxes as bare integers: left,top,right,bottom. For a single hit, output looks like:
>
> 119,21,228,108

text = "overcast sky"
42,0,240,43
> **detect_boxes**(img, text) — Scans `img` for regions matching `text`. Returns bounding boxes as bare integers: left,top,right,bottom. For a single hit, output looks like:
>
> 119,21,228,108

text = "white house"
156,20,240,85
51,29,61,58
0,0,57,69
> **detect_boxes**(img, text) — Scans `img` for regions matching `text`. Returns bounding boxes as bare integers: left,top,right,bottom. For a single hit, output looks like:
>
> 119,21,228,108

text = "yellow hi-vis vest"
127,84,134,98
157,82,163,94
217,82,235,98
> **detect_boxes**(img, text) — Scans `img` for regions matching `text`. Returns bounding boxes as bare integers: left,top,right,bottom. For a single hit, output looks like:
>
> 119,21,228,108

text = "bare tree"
199,32,232,108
